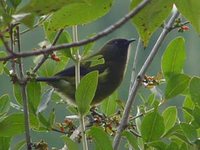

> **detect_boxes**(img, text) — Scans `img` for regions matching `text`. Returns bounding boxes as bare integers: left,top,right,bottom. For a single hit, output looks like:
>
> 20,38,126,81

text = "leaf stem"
73,25,88,150
80,115,88,150
73,26,81,87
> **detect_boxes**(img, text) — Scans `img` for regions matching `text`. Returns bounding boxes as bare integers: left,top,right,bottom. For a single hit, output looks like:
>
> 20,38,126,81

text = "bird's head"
100,38,135,61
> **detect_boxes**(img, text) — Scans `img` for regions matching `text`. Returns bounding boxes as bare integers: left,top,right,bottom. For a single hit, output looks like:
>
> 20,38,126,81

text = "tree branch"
0,0,151,62
113,10,180,150
129,38,141,94
16,26,32,150
9,25,17,73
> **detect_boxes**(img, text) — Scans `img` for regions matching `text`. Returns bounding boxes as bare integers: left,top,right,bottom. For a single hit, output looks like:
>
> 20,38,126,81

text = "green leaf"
38,113,50,129
163,124,182,138
179,142,188,150
0,94,10,117
180,123,197,143
189,77,200,105
88,126,112,150
192,106,200,126
175,0,200,34
48,109,55,127
173,133,189,145
122,131,139,150
47,0,113,31
27,81,41,114
161,37,186,80
101,91,118,116
183,109,193,124
183,96,195,109
165,74,190,99
141,111,165,142
0,51,6,74
183,96,194,123
165,141,179,150
17,0,85,15
13,140,26,150
148,140,167,150
0,137,11,150
0,113,38,137
183,107,193,119
162,106,177,134
20,13,35,28
7,0,22,8
82,39,95,56
147,94,156,107
75,71,98,115
37,88,54,114
61,135,79,150
1,13,12,25
130,0,173,46
88,55,105,67
13,83,22,105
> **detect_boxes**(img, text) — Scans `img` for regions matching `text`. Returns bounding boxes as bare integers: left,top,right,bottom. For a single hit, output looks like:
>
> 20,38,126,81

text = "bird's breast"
92,62,126,105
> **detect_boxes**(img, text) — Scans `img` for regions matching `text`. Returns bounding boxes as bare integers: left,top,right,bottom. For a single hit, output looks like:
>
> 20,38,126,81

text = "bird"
36,38,135,106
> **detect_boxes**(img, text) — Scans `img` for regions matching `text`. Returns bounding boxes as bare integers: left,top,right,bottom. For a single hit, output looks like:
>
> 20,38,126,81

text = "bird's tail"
36,77,58,82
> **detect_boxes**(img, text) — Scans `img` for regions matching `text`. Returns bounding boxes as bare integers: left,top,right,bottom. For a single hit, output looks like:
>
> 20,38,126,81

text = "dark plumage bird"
36,38,135,106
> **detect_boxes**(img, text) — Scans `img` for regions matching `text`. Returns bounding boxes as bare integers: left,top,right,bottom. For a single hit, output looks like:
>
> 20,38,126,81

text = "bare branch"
9,25,17,73
16,26,32,150
0,0,151,62
129,38,141,94
113,10,180,150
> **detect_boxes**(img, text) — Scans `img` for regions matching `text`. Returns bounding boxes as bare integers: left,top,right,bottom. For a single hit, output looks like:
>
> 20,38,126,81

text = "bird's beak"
128,38,136,44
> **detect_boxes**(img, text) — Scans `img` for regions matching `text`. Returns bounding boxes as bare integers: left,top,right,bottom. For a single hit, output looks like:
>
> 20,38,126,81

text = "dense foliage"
0,0,200,149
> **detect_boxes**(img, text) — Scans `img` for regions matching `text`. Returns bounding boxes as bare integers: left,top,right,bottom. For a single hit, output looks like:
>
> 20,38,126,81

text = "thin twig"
113,10,180,150
0,0,151,62
130,130,141,138
9,24,17,73
16,26,32,150
0,33,16,55
73,26,81,88
51,128,68,134
52,29,64,45
129,98,167,122
32,29,64,73
172,21,190,30
129,38,141,94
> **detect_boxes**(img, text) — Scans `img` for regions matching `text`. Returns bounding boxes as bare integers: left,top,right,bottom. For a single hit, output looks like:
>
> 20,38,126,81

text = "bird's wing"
54,65,90,77
55,58,108,78
36,56,108,82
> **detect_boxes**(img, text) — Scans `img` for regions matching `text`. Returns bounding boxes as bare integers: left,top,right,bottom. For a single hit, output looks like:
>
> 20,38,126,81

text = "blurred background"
0,0,200,149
